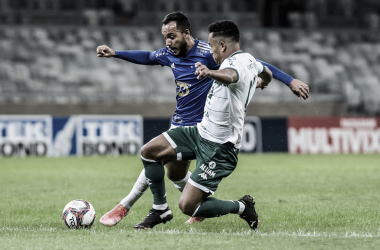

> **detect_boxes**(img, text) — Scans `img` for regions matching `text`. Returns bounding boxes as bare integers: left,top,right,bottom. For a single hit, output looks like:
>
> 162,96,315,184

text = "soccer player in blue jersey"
97,12,309,228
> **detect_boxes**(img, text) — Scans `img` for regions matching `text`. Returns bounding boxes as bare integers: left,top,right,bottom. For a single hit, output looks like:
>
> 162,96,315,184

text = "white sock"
153,203,168,210
172,171,192,192
120,169,149,210
237,201,245,215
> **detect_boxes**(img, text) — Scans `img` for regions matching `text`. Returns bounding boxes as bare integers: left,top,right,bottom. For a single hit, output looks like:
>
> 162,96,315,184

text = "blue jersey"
151,39,219,126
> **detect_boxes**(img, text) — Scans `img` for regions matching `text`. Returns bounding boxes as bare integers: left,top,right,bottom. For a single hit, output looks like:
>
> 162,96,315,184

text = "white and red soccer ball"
62,199,96,229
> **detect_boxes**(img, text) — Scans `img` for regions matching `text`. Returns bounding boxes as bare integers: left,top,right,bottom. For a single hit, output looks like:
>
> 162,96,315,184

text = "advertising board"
288,117,380,154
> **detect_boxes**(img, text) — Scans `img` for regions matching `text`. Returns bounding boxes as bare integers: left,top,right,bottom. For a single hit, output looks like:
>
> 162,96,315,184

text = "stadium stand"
0,0,379,115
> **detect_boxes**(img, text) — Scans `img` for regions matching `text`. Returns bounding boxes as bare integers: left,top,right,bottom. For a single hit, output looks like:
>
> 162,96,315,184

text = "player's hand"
97,45,116,57
289,79,309,100
194,62,211,79
256,77,269,90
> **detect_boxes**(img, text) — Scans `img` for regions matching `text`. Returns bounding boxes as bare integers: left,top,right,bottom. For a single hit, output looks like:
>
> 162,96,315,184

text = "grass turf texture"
0,154,379,250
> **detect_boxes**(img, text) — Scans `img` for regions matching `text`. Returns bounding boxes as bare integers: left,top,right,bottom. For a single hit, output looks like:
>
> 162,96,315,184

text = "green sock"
142,159,167,205
194,197,240,218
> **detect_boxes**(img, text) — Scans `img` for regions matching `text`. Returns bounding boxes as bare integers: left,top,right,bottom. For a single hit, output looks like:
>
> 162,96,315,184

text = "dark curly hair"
162,11,191,33
208,20,239,42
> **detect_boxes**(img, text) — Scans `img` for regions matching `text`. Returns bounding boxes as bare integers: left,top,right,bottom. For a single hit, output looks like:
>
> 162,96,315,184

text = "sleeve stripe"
261,64,266,73
224,67,239,82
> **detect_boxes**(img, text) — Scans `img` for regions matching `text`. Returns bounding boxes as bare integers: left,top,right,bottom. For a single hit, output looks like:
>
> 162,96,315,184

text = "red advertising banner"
288,117,380,154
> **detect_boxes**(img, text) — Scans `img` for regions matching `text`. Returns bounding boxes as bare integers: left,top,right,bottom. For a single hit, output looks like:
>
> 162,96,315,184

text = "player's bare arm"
289,79,309,100
195,62,237,85
97,45,116,57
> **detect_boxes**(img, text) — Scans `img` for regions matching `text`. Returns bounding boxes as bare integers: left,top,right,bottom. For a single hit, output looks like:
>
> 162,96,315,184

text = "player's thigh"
165,160,191,181
164,126,198,161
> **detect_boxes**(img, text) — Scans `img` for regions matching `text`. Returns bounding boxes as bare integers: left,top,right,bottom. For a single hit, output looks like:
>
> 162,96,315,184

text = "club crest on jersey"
228,57,236,66
208,161,216,169
176,81,191,97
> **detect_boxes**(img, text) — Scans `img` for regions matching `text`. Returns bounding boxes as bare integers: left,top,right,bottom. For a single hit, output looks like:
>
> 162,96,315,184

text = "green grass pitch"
1,154,379,249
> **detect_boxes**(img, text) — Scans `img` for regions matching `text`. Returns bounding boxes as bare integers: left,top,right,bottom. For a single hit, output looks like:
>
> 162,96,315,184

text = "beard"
177,38,188,57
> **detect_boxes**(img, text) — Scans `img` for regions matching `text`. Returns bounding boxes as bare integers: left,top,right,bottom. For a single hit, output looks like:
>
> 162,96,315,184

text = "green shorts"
163,125,238,195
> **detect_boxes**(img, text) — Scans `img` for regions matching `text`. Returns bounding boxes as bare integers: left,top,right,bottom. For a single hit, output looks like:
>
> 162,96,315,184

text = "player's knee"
178,199,196,216
140,143,157,161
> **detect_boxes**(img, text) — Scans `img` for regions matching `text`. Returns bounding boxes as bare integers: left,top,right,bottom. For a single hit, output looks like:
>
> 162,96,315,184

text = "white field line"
1,227,379,238
150,228,380,238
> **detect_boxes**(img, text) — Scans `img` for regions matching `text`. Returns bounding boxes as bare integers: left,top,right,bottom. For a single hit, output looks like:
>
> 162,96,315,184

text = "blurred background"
0,0,380,117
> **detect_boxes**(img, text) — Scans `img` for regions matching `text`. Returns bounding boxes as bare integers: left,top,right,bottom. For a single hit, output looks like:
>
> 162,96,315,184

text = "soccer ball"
62,199,96,229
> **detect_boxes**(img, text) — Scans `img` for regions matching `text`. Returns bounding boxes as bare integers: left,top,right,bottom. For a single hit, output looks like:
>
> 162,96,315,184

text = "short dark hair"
208,20,239,42
162,11,191,33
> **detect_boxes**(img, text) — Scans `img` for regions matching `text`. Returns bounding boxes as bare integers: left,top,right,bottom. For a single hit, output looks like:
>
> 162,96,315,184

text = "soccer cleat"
185,216,206,224
134,207,173,229
238,195,259,230
99,204,129,227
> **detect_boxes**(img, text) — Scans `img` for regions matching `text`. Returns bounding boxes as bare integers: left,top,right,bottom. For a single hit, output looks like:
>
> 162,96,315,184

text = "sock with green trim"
142,158,167,206
192,197,244,218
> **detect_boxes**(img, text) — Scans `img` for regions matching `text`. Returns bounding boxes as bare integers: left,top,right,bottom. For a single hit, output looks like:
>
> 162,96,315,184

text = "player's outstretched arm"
257,60,293,85
257,60,309,100
97,45,116,57
258,66,273,87
96,45,159,65
289,79,309,100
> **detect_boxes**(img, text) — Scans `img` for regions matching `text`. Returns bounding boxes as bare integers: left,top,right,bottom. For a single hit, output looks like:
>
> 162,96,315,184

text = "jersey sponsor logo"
176,81,191,97
200,163,216,178
196,48,209,56
197,42,210,55
247,60,256,70
0,116,52,157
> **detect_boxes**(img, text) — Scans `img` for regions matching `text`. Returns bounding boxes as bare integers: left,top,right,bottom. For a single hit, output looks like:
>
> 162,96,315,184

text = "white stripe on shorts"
163,132,177,149
188,179,214,195
163,132,182,160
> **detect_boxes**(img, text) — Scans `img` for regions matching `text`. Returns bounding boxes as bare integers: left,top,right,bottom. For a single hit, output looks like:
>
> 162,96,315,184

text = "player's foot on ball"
99,204,129,227
134,207,173,230
185,216,206,224
238,195,259,230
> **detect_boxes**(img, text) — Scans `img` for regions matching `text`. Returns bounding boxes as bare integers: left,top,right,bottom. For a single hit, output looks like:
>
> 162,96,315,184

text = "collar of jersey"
229,50,244,58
